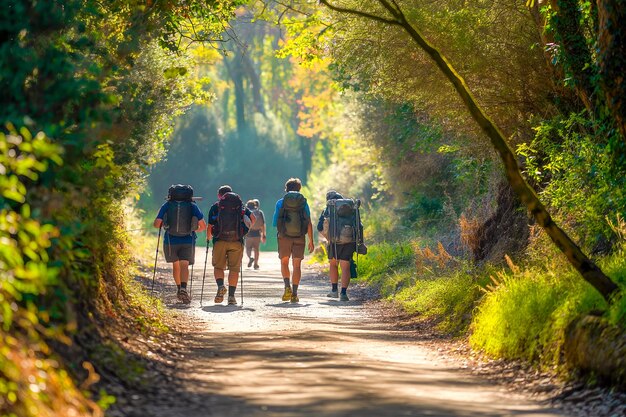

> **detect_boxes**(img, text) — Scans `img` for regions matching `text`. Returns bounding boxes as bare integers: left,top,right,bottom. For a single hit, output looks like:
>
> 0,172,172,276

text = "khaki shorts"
278,236,305,259
212,240,244,270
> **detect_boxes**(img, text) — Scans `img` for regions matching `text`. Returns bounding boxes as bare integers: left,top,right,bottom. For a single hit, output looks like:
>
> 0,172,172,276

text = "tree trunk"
550,0,597,114
240,50,266,116
319,0,620,302
223,55,247,135
597,0,626,141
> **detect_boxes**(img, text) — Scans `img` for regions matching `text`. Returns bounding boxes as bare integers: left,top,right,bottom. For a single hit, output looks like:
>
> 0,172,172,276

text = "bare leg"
180,260,189,284
292,258,303,285
214,267,225,280
280,256,291,279
228,270,239,287
253,241,260,266
339,260,351,289
329,259,339,284
246,240,253,258
172,261,181,285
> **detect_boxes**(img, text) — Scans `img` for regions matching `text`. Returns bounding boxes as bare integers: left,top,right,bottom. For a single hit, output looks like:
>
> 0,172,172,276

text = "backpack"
277,192,309,238
163,184,194,237
326,198,358,244
249,208,264,231
216,192,245,241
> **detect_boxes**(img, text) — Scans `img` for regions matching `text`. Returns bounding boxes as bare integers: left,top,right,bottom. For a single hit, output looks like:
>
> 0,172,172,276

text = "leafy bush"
518,112,626,250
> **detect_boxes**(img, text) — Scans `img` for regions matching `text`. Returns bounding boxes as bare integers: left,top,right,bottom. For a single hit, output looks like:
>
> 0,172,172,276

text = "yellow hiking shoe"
290,294,299,303
281,286,292,301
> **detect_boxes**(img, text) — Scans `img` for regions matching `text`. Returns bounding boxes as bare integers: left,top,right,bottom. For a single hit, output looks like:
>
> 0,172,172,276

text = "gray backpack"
277,192,309,238
326,198,358,244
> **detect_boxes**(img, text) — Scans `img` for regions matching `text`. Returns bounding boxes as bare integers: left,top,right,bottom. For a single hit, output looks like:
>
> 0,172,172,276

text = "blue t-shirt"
157,201,204,245
272,192,311,227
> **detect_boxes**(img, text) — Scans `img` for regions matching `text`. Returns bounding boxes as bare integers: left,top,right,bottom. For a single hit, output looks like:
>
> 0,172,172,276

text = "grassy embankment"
346,224,626,377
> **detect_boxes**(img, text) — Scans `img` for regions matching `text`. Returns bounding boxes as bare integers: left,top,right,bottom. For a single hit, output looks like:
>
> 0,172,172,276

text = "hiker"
207,185,256,305
245,199,266,269
317,190,364,301
153,184,207,304
273,178,315,303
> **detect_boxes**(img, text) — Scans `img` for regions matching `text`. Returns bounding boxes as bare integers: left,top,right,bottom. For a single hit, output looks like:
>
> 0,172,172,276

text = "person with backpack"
245,199,266,269
317,190,364,301
153,184,207,304
207,185,256,305
273,178,315,303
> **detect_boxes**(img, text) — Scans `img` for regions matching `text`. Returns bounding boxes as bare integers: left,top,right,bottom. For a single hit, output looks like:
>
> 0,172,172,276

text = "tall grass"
470,249,626,367
356,241,487,334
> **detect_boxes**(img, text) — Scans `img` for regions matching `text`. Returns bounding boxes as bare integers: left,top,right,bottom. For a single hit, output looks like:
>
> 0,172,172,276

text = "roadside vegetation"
273,0,626,385
3,0,626,415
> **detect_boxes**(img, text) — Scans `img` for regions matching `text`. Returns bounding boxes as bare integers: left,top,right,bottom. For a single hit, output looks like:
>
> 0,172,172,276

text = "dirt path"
140,251,566,417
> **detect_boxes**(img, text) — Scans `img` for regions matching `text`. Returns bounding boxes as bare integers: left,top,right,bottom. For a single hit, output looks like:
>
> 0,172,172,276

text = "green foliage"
395,268,483,334
518,112,626,249
470,250,626,366
355,240,487,334
1,0,240,415
355,242,416,299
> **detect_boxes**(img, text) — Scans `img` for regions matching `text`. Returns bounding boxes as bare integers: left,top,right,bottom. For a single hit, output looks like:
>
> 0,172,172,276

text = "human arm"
246,208,256,227
192,203,207,232
304,202,314,252
272,199,282,228
153,203,167,228
316,209,326,232
261,211,267,243
206,204,217,242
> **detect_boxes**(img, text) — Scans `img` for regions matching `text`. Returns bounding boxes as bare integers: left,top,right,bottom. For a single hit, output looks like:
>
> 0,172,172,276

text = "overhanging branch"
318,0,400,26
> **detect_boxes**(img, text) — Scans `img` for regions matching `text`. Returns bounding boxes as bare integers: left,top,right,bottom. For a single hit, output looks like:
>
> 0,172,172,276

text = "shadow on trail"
134,258,563,417
201,305,256,313
165,327,562,417
264,302,315,308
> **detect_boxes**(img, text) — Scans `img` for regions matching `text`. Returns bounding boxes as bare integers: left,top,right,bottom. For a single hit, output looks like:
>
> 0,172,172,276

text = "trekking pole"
200,240,209,306
189,263,194,298
240,240,244,305
151,226,162,295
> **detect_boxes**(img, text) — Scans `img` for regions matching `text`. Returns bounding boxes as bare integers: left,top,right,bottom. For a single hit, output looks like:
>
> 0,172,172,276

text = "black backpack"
216,192,245,241
277,192,309,238
163,184,194,237
327,198,358,244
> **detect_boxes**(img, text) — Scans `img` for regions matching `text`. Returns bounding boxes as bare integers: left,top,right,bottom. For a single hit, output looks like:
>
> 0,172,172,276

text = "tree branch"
318,0,401,26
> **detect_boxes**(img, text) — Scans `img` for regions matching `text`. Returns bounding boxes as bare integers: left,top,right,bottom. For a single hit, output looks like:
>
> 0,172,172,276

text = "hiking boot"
290,294,299,303
327,290,339,298
214,286,227,303
281,286,292,301
253,264,259,270
176,289,183,303
340,293,349,302
247,258,254,268
227,295,237,305
179,289,191,304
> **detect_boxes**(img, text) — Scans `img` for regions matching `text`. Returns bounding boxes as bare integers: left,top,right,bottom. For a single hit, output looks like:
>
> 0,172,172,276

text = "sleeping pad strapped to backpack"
277,192,309,238
216,192,245,241
164,184,194,236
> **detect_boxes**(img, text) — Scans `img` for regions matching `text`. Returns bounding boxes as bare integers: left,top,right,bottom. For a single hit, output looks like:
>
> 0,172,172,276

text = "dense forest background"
2,1,626,416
